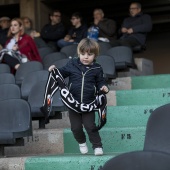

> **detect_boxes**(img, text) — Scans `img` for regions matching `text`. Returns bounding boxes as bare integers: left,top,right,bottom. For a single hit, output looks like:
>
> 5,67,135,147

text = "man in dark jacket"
40,10,66,50
110,2,152,48
92,8,117,43
57,12,87,49
0,16,10,50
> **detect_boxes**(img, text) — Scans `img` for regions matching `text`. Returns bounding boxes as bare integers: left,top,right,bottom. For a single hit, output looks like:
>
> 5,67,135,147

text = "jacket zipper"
80,67,100,102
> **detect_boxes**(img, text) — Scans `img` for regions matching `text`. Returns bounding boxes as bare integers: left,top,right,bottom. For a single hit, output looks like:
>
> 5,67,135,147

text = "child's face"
79,52,95,65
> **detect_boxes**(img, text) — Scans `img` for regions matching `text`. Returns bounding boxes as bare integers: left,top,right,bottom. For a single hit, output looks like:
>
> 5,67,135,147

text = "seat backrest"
96,55,116,79
0,73,15,84
21,70,49,100
53,58,70,68
102,151,170,170
43,52,67,70
144,103,170,154
106,46,135,69
15,61,43,85
60,44,78,58
38,47,53,60
0,99,31,132
0,63,10,74
28,80,65,117
98,42,112,55
0,84,21,101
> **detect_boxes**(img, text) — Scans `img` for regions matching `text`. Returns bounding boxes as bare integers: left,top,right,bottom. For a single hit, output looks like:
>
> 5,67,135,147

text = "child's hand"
100,85,109,93
48,65,56,72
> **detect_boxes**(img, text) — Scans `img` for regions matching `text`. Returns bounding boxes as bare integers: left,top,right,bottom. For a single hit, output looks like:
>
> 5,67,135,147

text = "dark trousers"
110,37,140,49
69,109,102,149
3,54,20,68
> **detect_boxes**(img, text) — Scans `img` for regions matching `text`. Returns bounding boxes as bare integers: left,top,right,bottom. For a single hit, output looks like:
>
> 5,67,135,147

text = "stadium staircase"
1,73,170,170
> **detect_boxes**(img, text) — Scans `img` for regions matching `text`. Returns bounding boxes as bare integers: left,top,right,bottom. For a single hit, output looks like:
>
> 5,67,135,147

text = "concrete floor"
134,31,170,74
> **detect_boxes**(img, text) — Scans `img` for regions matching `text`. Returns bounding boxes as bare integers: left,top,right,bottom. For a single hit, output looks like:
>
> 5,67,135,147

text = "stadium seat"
143,103,170,153
96,55,116,80
102,103,170,170
21,70,49,100
106,46,135,70
28,80,66,128
43,52,67,70
0,63,10,74
133,44,146,53
0,84,21,101
102,151,170,170
15,61,43,85
0,99,32,156
38,46,54,60
0,73,15,85
98,41,112,55
60,44,78,58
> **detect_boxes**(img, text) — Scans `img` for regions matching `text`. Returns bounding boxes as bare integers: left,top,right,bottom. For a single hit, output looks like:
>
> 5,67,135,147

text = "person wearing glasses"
110,2,152,49
57,12,87,49
41,10,66,51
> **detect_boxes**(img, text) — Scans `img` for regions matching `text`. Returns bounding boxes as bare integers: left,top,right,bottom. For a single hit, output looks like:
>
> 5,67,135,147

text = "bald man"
92,8,117,42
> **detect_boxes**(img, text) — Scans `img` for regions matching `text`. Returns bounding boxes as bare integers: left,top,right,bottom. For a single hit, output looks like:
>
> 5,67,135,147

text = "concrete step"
108,74,170,91
64,127,145,154
25,154,117,170
106,105,159,127
114,88,170,106
4,129,64,157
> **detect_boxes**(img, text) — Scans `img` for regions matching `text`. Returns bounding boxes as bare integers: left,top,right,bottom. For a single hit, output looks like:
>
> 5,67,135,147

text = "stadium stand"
0,63,10,74
0,99,32,157
15,61,43,85
28,80,66,129
96,55,116,80
0,84,21,100
42,52,67,70
60,44,78,58
102,103,170,170
21,70,49,100
38,46,54,61
98,41,112,55
0,73,15,84
106,46,135,70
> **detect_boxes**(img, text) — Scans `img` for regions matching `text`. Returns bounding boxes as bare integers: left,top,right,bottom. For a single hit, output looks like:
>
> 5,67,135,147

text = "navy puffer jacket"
59,58,107,103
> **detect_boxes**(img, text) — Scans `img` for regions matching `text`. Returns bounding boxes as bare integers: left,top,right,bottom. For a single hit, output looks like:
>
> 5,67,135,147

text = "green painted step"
25,154,117,170
106,105,159,127
132,74,170,89
64,127,145,154
116,88,170,106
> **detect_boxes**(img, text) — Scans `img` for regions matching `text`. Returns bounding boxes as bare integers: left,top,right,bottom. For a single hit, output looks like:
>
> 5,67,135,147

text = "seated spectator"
0,16,10,50
90,8,117,43
41,10,66,51
110,2,152,49
0,18,42,70
57,12,87,49
21,16,48,48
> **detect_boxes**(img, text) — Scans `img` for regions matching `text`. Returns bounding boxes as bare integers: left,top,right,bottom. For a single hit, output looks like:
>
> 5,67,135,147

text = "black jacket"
68,24,88,43
120,13,152,45
95,18,117,42
41,22,66,42
0,28,9,47
59,58,107,103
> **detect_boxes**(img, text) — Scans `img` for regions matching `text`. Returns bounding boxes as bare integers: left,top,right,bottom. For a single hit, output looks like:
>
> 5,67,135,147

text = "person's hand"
127,28,133,34
100,85,109,93
64,35,71,41
121,27,128,33
68,39,74,42
12,44,18,51
94,19,100,25
48,65,56,72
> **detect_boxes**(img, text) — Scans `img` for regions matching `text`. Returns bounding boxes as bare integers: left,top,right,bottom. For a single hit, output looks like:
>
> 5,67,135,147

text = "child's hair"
77,38,100,57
